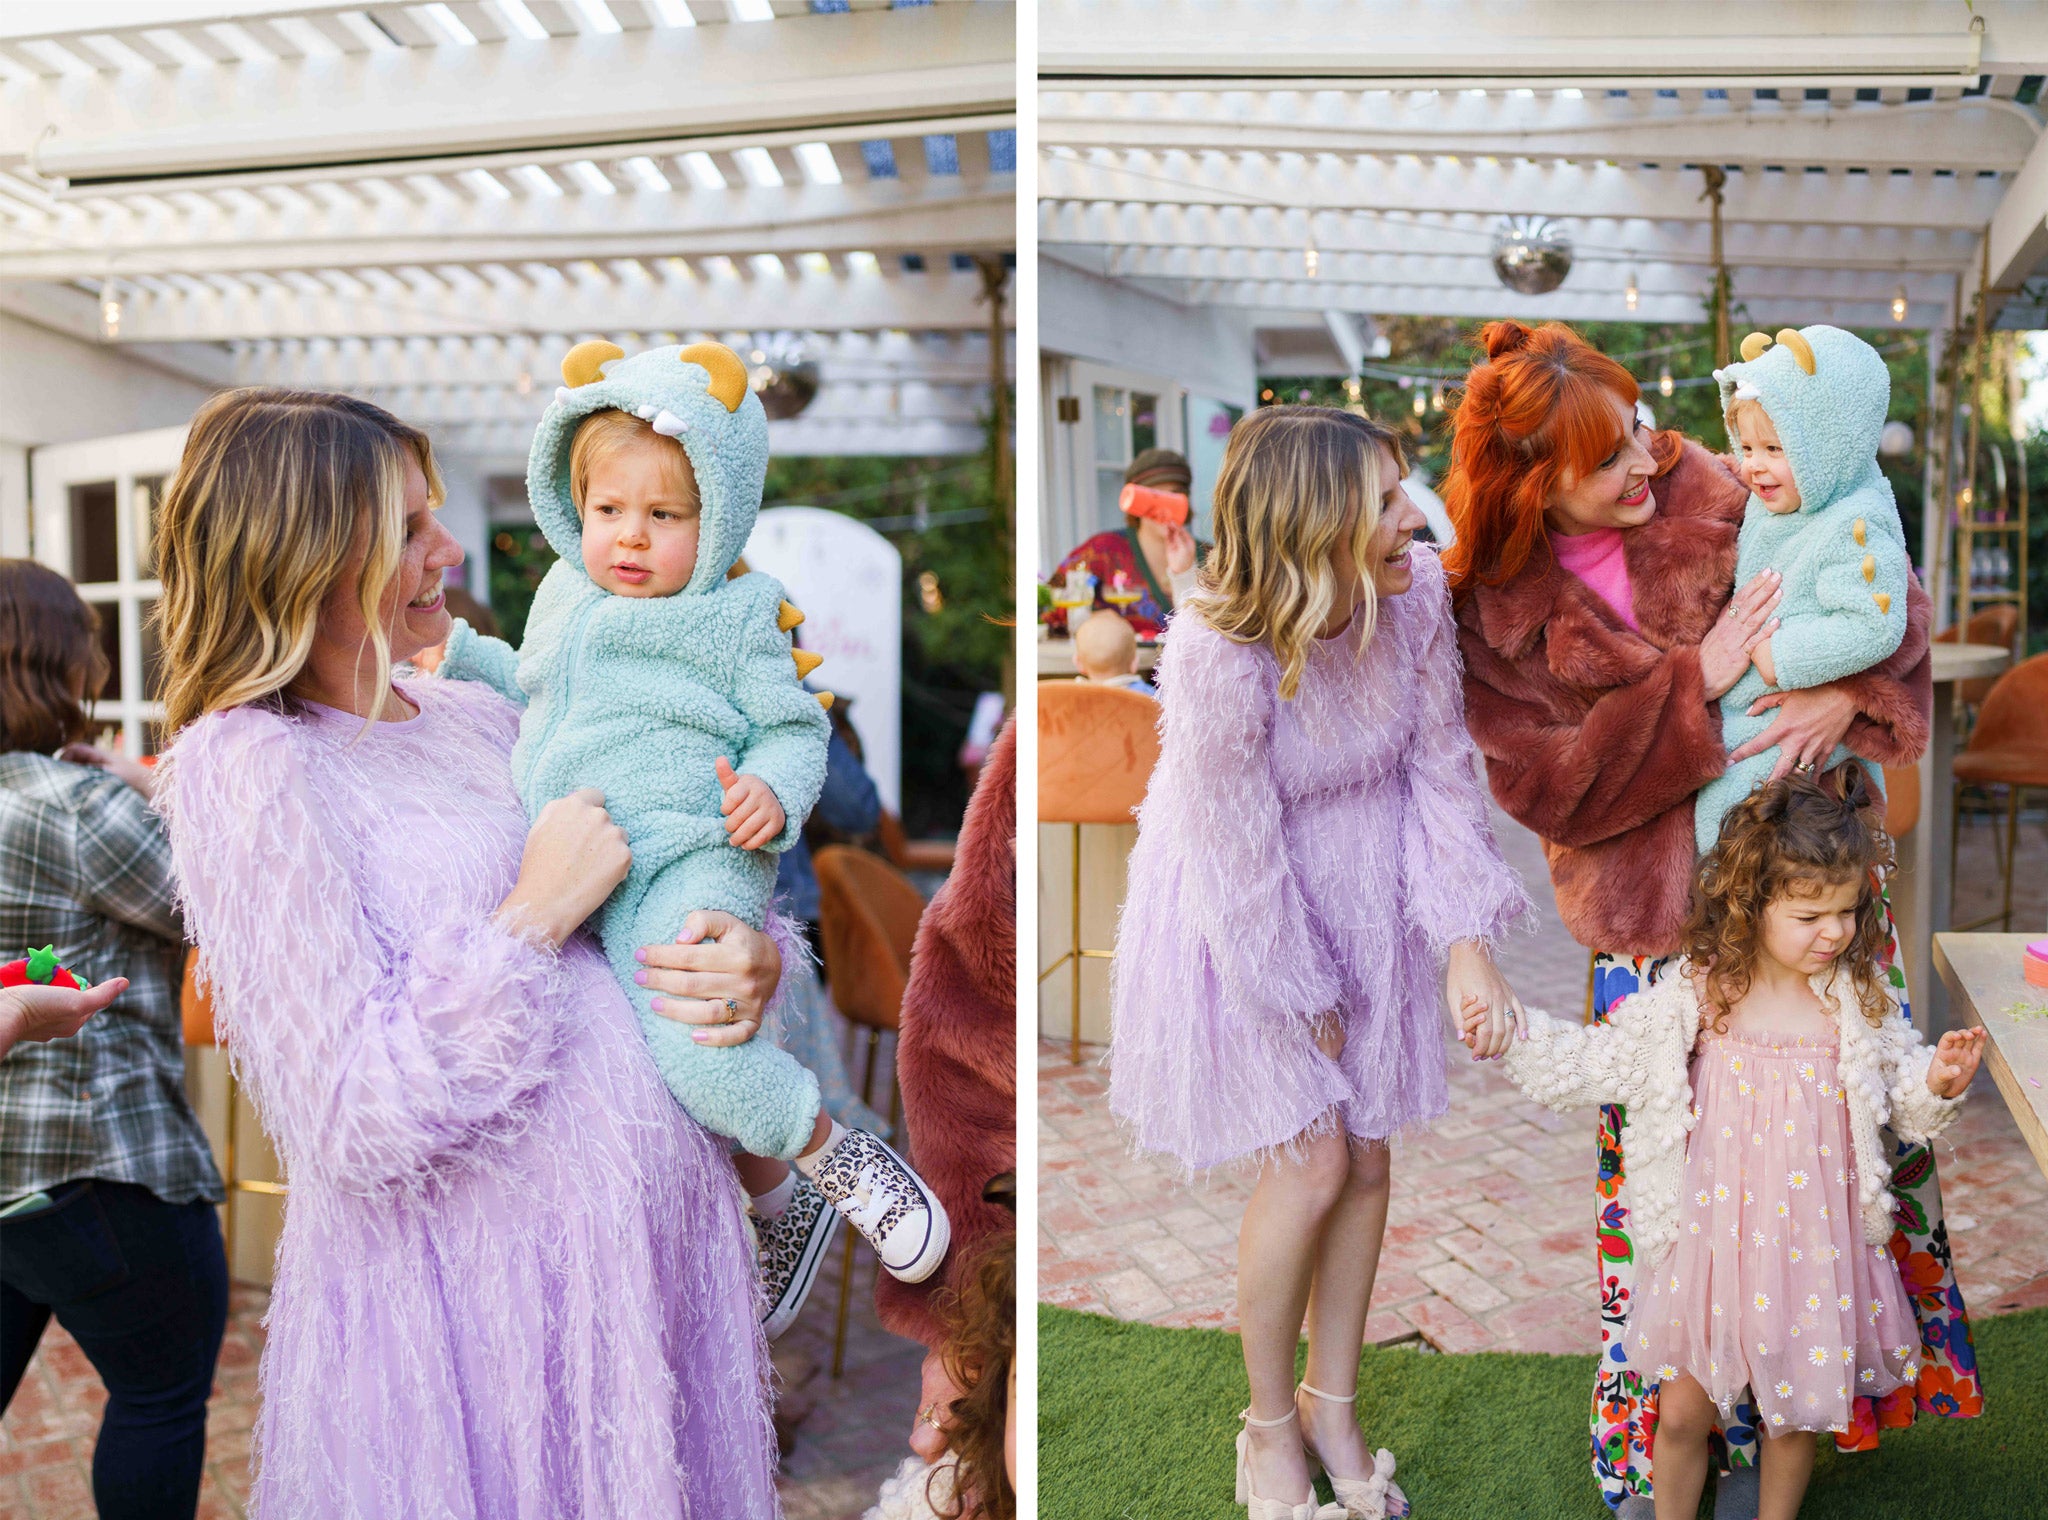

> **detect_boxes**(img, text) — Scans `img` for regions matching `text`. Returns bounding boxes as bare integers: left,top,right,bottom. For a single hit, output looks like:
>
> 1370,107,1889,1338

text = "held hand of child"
496,789,631,951
715,758,786,851
0,978,126,1060
1698,569,1782,700
1446,939,1523,1060
1926,1027,1988,1099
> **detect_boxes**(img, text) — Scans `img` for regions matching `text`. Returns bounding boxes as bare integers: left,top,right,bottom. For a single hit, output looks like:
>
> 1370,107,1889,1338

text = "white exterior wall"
1039,256,1258,406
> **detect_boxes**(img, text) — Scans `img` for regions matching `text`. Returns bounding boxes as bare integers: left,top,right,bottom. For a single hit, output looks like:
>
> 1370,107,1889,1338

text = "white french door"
30,426,189,756
1043,360,1185,571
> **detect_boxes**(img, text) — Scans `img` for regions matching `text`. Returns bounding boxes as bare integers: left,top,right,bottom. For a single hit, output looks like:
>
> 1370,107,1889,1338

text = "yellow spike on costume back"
777,600,804,632
815,692,834,711
792,648,824,679
1873,592,1892,615
1853,518,1867,546
561,340,623,388
678,343,749,413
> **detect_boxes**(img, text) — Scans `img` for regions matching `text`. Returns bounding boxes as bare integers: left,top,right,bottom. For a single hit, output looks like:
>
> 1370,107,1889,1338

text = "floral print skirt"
1626,1032,1919,1435
1586,900,1983,1509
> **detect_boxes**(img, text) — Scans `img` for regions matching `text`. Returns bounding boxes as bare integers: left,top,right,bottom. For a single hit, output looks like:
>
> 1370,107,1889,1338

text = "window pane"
135,478,164,579
141,599,163,701
1097,466,1126,528
1131,392,1158,456
69,483,120,585
88,599,121,701
1091,385,1125,467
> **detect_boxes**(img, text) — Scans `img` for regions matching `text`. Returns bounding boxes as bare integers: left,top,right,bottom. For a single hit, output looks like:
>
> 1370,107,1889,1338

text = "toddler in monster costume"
439,341,949,1332
1696,324,1912,852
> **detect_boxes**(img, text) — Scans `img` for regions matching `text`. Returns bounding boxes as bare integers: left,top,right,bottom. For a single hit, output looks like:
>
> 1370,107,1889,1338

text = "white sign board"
744,507,902,813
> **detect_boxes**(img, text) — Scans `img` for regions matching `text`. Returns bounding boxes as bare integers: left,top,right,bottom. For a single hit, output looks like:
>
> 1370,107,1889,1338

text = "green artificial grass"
1039,1305,2048,1520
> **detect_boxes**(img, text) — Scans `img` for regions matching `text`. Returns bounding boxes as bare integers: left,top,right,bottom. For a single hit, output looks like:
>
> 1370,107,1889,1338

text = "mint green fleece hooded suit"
1697,324,1910,852
439,341,831,1158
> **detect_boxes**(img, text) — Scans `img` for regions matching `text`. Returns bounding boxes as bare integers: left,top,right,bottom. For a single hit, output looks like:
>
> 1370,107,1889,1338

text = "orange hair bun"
1119,482,1190,526
1478,319,1535,360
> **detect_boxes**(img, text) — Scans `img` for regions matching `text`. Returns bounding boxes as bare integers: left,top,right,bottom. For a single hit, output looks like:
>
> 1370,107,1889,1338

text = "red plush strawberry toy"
0,946,84,991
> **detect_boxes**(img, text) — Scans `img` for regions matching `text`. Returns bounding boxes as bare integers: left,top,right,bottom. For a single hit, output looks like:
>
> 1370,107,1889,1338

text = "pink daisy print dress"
1628,1029,1921,1436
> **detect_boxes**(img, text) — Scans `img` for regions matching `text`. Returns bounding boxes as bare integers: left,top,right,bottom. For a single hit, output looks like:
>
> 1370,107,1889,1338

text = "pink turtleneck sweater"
1549,526,1640,631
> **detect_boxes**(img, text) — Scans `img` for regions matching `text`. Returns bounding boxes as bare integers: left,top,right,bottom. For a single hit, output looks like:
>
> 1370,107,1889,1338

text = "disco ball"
1878,420,1916,459
1491,216,1573,296
746,345,820,420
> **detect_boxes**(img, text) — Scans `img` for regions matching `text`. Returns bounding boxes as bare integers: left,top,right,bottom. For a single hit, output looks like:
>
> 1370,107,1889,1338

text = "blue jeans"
0,1179,228,1520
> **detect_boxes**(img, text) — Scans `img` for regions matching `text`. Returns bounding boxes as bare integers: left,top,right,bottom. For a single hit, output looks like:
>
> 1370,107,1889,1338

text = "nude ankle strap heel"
1234,1408,1345,1520
1294,1383,1410,1520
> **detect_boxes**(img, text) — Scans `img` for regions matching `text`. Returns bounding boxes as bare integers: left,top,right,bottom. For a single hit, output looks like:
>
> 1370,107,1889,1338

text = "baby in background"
1070,608,1155,696
438,341,948,1338
1695,324,1912,852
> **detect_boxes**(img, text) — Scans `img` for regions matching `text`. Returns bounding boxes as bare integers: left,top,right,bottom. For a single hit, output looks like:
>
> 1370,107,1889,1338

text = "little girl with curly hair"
1505,767,1985,1520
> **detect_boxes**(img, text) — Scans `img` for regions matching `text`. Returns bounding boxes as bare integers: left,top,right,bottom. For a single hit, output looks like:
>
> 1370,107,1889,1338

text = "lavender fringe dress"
1109,546,1529,1171
155,677,780,1519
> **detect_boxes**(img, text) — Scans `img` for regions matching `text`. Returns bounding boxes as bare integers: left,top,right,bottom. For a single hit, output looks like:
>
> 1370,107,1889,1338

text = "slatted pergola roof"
1039,1,2048,339
0,0,1016,457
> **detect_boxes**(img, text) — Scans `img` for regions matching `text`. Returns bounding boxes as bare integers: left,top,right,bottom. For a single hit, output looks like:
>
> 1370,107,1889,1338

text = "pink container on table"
2025,939,2048,989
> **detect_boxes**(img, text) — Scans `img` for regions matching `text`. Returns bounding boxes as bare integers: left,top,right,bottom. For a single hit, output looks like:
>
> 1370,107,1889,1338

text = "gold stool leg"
223,1061,238,1279
1070,822,1083,1067
2003,786,2022,932
1583,950,1598,1026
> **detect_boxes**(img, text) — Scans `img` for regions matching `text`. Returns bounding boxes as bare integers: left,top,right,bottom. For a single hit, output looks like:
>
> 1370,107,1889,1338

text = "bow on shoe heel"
1295,1382,1409,1520
1235,1407,1348,1520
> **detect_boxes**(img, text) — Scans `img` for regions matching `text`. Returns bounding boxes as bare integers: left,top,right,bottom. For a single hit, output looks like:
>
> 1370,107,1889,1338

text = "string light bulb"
1413,389,1427,416
1304,239,1320,278
516,368,533,396
98,280,120,340
1625,267,1639,312
1892,284,1908,323
1658,366,1674,398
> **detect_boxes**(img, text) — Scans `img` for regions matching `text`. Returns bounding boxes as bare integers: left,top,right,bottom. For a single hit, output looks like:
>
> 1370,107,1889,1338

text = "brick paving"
1039,804,2048,1357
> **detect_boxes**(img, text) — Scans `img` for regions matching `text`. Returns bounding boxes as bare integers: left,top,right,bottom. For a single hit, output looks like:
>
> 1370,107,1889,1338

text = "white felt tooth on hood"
636,405,657,419
652,409,688,437
555,386,574,404
1733,382,1762,401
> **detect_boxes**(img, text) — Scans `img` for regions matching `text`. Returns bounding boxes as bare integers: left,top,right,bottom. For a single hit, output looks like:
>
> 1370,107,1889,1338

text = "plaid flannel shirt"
0,751,222,1206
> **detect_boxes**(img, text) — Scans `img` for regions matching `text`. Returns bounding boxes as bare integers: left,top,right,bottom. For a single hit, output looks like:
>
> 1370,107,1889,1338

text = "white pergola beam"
1979,120,2048,319
1040,200,1981,275
1039,153,2009,233
84,268,1005,341
0,190,1012,279
1038,0,2024,83
1039,96,2038,176
3,6,1015,181
436,417,990,459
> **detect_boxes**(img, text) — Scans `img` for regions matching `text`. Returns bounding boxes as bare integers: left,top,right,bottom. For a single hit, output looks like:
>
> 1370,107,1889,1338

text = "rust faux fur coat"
1455,437,1931,956
874,718,1016,1347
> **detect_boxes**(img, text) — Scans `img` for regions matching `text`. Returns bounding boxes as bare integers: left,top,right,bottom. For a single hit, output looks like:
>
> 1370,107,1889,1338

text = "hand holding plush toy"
1,946,84,991
0,949,124,1059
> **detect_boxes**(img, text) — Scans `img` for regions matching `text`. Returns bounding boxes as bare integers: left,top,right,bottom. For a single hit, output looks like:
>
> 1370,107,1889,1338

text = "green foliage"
487,420,1011,838
1040,1304,2048,1520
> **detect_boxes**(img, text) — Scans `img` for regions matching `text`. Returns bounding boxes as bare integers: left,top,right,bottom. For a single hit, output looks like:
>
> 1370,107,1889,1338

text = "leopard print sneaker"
756,1176,840,1341
807,1129,950,1284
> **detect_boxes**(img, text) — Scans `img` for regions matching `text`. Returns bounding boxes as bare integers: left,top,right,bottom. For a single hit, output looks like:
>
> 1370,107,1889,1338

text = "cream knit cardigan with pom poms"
1502,963,1964,1268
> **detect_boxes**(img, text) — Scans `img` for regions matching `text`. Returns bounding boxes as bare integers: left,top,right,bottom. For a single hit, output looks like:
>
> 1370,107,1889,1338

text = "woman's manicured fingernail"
648,996,664,1012
692,1030,711,1043
634,948,647,963
633,970,647,985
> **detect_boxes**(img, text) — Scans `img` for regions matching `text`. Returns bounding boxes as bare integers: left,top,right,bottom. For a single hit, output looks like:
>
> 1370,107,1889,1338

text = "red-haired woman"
1442,321,1972,1513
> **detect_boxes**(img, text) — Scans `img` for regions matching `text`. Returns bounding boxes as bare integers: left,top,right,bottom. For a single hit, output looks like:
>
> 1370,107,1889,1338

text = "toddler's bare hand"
715,758,786,851
1927,1027,1987,1098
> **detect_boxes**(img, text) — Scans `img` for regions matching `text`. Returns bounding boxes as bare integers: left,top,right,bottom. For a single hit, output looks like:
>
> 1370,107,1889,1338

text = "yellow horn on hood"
1774,329,1816,375
678,343,749,413
561,340,623,388
1739,332,1773,363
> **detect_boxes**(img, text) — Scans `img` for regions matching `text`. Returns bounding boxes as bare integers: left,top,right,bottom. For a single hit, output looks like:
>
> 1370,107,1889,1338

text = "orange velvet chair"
1935,605,2022,706
813,844,925,1376
1952,653,2048,931
1036,682,1161,1063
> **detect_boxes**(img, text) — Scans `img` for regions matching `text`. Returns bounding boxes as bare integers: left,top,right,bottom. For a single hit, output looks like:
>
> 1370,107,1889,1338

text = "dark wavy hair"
931,1231,1015,1520
0,559,108,754
1681,763,1895,1033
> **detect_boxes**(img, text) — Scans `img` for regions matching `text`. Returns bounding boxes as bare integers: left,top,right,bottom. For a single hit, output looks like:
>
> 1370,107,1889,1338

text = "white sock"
749,1172,796,1221
792,1119,849,1180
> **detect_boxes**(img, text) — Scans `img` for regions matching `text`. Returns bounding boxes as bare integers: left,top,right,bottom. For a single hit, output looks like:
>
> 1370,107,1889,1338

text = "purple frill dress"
1109,546,1529,1170
155,678,780,1519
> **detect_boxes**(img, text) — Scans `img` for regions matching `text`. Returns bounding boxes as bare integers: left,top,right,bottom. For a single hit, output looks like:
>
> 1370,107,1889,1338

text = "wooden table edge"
1933,933,2048,1184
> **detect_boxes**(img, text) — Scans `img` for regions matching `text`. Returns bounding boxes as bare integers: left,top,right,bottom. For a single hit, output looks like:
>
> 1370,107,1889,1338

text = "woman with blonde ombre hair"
148,387,791,1517
1108,406,1530,1520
